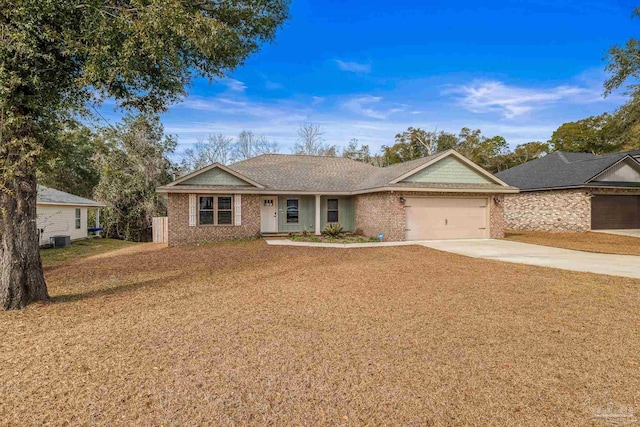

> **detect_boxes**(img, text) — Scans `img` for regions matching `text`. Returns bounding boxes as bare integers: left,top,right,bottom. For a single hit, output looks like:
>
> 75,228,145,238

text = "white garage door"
405,197,488,240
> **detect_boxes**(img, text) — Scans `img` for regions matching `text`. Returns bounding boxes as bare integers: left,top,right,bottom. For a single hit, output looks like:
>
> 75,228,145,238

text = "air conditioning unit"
50,235,71,248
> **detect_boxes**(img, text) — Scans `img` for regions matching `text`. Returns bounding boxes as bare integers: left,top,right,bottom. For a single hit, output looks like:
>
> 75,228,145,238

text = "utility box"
50,235,71,248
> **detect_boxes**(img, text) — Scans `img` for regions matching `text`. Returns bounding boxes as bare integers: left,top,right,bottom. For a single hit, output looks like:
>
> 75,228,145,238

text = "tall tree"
342,138,372,163
181,134,234,171
548,114,623,154
0,0,289,309
382,128,459,165
94,115,176,242
37,120,101,198
232,130,278,162
292,122,337,156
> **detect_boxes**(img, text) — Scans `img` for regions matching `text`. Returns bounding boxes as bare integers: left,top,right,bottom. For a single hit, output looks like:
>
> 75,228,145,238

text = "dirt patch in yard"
2,240,640,425
504,230,640,256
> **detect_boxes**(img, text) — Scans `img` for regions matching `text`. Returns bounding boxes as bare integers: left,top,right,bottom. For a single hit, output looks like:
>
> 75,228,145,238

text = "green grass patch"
40,238,137,267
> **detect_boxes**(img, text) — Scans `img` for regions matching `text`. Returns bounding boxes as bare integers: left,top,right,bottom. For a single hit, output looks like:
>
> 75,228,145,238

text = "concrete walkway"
592,229,640,238
421,239,640,279
266,238,640,279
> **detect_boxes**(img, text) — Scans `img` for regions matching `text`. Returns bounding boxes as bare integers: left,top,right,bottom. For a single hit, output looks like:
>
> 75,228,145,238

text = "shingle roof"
160,151,516,194
229,154,380,192
495,150,640,191
37,185,104,207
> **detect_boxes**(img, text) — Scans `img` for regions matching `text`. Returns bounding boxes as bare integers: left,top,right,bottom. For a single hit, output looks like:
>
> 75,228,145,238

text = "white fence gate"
152,217,168,243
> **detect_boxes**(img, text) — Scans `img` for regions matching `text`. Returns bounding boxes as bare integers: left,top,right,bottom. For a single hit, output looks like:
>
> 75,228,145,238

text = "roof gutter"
157,186,519,195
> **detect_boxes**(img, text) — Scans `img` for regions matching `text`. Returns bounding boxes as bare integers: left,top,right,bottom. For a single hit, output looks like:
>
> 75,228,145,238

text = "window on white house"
217,196,233,225
75,208,81,229
199,196,214,225
327,199,339,223
286,198,299,223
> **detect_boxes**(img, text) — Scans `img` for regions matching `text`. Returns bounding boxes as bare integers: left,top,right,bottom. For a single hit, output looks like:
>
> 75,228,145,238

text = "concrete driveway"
420,239,640,279
592,229,640,238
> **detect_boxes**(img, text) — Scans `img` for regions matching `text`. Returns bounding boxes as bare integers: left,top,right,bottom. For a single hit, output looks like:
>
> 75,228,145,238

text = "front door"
260,197,278,233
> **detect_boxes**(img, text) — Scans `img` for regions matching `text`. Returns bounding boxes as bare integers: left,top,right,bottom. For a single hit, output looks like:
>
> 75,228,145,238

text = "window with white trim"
199,196,234,226
75,208,81,229
327,199,339,223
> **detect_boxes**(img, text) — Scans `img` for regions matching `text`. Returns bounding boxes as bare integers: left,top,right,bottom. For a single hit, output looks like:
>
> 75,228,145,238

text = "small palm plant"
322,223,344,238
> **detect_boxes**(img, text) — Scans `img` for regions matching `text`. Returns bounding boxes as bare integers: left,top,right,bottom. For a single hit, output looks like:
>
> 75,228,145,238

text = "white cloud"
446,80,604,119
220,78,247,92
335,59,371,74
342,95,403,119
312,96,325,105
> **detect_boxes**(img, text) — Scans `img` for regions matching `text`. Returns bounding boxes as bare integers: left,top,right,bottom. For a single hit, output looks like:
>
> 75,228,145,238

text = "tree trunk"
0,172,49,309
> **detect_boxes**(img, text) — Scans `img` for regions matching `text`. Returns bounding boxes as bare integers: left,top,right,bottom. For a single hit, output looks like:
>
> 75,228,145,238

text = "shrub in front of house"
322,223,344,238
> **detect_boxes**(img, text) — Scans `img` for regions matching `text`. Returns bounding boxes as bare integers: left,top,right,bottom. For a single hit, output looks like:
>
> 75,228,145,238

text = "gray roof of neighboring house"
495,150,640,191
37,185,104,207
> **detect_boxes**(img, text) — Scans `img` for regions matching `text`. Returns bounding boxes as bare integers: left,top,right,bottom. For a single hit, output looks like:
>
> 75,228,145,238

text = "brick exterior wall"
354,191,506,241
503,189,591,232
354,192,406,241
503,187,640,232
167,193,261,246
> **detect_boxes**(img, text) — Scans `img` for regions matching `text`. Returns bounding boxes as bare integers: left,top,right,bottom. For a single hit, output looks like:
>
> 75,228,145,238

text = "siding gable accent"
590,158,640,183
167,163,265,188
179,167,254,186
188,194,196,227
400,156,494,184
234,195,242,226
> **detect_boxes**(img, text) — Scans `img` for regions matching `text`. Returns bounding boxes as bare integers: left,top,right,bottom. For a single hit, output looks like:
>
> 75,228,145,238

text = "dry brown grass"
2,240,640,426
504,230,640,256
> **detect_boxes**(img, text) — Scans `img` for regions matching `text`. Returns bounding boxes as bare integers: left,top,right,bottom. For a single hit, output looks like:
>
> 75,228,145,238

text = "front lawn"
2,240,639,425
40,238,138,267
503,230,640,256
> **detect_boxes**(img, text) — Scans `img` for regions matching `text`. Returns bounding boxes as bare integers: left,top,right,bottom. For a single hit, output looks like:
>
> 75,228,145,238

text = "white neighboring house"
37,185,105,246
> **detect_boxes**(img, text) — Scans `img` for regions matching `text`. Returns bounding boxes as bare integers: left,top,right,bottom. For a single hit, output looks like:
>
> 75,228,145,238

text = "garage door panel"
591,195,640,230
405,197,488,240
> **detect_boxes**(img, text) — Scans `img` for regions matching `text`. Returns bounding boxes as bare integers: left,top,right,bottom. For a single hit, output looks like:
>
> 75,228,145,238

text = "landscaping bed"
288,233,380,244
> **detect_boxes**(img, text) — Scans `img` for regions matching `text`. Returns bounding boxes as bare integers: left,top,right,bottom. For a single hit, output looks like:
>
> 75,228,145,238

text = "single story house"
495,150,640,232
37,185,105,245
157,150,517,246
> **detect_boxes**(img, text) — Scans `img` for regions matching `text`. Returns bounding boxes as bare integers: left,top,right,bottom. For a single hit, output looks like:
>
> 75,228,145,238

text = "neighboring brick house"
157,150,517,246
495,150,640,232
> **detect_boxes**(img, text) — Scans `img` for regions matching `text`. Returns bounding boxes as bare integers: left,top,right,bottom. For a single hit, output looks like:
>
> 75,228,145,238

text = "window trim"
286,197,299,224
327,198,339,223
197,195,235,226
216,196,233,226
75,208,81,229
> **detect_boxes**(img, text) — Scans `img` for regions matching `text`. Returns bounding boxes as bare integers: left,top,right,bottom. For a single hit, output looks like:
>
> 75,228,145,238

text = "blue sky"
104,0,639,157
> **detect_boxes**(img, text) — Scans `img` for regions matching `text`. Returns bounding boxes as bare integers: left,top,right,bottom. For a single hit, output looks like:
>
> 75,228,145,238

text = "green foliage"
605,8,640,96
36,121,101,198
93,115,176,241
491,141,550,172
1,0,289,188
310,236,321,243
382,128,457,164
342,139,372,163
322,223,344,238
548,114,624,154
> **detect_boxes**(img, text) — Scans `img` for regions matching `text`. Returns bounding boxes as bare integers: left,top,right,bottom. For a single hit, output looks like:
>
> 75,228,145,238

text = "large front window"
199,196,233,225
286,198,299,223
327,199,339,223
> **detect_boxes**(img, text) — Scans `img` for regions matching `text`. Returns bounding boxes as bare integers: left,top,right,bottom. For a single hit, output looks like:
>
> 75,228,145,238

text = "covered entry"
591,195,640,230
405,197,489,240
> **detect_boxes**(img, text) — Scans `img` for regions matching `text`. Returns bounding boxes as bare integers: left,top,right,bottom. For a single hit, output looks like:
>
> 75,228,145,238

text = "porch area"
259,195,354,236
